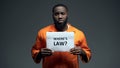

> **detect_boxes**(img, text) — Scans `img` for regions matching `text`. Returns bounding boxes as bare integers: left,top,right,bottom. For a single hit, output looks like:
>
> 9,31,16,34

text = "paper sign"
46,32,74,52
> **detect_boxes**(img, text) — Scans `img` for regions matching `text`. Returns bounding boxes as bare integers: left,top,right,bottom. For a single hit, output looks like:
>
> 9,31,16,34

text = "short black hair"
52,4,68,13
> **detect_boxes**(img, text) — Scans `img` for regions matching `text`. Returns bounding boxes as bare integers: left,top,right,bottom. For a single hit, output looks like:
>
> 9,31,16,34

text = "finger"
70,50,76,54
70,47,76,51
41,52,52,55
41,50,52,53
42,48,52,51
41,52,52,56
75,50,82,55
41,49,52,53
70,49,81,55
73,53,81,55
43,50,52,53
76,49,81,52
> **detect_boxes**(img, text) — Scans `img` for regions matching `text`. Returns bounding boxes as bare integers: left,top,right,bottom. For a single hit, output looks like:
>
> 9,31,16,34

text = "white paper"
46,32,74,52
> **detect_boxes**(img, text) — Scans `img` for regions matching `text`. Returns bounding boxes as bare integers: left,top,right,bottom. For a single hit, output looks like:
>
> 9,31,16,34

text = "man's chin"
56,23,67,31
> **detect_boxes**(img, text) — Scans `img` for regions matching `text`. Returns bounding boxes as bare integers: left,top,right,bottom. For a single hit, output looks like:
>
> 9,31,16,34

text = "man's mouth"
58,20,64,23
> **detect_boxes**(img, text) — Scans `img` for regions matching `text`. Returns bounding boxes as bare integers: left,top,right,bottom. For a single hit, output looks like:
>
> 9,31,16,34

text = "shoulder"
69,24,86,39
69,24,84,34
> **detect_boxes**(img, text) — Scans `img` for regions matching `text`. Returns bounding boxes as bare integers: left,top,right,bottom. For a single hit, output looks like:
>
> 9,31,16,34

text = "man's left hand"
70,46,83,55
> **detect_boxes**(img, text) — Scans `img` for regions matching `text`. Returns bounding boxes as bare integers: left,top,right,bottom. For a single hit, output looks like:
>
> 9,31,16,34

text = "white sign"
46,32,74,52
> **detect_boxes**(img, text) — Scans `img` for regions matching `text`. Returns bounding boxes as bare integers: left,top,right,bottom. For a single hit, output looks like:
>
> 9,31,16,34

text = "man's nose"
58,14,62,18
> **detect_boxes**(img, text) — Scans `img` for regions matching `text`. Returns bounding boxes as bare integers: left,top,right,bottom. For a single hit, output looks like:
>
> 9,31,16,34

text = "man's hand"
40,48,52,57
70,47,82,55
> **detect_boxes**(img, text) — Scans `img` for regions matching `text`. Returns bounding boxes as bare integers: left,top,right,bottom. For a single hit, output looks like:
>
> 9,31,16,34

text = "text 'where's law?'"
46,32,74,52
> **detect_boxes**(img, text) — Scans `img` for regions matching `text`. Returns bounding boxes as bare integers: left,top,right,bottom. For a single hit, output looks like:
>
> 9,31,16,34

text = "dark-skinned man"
31,4,91,68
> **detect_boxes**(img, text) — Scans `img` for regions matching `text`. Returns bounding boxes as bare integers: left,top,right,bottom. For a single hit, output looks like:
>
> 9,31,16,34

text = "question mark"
64,41,67,45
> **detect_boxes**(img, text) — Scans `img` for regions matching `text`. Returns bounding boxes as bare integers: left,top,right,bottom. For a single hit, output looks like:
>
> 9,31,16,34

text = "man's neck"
54,24,68,31
63,24,68,31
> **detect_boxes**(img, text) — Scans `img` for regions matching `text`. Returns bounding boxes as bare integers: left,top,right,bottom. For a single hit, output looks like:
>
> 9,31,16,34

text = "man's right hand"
40,48,52,57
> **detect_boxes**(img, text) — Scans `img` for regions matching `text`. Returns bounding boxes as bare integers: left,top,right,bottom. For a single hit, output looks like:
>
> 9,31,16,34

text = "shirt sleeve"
31,32,43,63
79,32,91,63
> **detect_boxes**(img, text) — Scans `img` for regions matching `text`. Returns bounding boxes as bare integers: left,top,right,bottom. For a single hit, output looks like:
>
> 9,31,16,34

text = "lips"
58,20,64,23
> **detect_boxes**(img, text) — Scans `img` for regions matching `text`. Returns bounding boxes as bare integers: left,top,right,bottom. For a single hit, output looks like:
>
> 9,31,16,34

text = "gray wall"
1,0,120,68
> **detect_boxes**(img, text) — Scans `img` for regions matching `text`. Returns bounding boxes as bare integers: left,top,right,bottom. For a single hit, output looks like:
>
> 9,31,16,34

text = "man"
31,4,91,68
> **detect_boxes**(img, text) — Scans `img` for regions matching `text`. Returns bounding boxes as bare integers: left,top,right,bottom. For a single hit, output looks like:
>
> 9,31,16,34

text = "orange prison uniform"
31,24,91,68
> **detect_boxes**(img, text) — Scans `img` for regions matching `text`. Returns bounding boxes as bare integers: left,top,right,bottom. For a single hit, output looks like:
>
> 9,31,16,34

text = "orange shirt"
31,24,91,68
